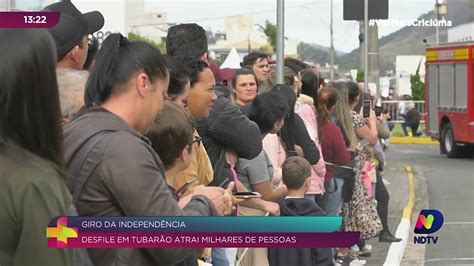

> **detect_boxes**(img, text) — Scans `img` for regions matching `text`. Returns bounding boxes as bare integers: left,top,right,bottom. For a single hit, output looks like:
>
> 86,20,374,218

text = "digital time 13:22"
24,16,47,24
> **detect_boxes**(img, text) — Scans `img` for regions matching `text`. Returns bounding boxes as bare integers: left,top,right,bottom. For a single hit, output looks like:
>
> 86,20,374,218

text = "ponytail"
85,33,168,107
316,87,338,143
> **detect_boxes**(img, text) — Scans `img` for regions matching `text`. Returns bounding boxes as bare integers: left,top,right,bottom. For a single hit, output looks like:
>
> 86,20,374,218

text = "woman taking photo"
331,81,382,264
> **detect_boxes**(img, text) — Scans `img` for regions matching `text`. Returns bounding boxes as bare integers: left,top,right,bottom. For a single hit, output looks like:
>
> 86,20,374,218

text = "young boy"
267,157,333,266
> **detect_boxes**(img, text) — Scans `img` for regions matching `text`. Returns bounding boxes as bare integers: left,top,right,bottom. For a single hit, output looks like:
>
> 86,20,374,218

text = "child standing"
267,157,333,266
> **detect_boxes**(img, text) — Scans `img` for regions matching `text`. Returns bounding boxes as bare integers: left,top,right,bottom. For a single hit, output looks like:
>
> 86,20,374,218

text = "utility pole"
435,0,439,45
368,23,380,97
276,0,284,84
435,0,447,46
330,0,335,81
364,0,368,95
359,6,380,97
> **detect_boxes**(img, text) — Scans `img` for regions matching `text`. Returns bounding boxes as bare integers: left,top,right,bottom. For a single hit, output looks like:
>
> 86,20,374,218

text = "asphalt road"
386,144,474,265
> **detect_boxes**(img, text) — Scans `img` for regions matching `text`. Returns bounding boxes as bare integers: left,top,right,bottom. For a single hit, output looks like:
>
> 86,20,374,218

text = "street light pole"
364,0,368,94
435,0,439,45
330,0,334,81
276,0,284,84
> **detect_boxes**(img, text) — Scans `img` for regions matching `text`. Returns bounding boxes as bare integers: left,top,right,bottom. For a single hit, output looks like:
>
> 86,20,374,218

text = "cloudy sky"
146,0,436,53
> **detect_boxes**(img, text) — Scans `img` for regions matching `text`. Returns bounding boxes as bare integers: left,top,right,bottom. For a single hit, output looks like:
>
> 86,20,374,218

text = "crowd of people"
0,2,402,266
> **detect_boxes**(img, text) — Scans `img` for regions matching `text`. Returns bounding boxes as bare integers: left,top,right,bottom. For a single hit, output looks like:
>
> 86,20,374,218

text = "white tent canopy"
220,48,241,69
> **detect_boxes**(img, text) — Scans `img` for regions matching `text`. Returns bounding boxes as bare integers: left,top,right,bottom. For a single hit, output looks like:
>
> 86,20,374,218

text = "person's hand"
225,150,237,167
295,145,304,157
368,110,377,127
223,181,245,207
262,201,280,216
192,185,232,216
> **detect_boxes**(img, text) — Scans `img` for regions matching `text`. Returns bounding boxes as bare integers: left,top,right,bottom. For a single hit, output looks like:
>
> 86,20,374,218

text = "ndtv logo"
414,210,444,244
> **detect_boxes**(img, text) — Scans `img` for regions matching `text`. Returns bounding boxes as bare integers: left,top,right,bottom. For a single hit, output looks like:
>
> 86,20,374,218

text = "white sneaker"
350,259,367,265
382,178,391,185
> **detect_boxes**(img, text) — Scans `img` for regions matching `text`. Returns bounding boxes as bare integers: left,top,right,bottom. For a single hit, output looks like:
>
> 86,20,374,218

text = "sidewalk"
363,163,409,266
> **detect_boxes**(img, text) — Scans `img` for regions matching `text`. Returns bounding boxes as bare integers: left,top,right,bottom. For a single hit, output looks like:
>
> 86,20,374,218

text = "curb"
390,137,439,145
383,166,416,266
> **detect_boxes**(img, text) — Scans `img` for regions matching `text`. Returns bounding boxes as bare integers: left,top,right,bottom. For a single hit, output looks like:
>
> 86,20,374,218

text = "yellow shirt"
173,131,213,195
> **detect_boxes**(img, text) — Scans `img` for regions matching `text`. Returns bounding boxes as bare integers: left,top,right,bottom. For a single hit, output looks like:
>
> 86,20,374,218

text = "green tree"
410,59,424,100
257,20,277,53
356,70,364,82
128,32,166,54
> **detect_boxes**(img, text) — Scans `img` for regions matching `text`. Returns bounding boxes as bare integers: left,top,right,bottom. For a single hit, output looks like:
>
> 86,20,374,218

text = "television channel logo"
414,209,444,245
414,209,444,234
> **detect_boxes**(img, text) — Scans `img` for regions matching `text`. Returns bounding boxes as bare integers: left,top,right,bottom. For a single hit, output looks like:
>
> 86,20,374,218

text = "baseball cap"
43,0,104,59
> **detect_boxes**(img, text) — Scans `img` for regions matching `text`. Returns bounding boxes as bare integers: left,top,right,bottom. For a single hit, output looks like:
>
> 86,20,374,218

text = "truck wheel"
441,123,462,158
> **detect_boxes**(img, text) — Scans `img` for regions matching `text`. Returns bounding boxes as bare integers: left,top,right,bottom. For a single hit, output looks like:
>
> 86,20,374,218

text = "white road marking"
443,222,474,225
425,257,474,263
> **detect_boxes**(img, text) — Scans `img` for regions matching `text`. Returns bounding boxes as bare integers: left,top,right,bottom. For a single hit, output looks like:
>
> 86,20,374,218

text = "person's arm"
233,176,280,215
263,134,285,186
240,198,281,216
102,135,222,265
373,142,386,166
208,98,262,160
376,119,391,139
330,124,351,166
252,180,287,202
293,114,320,164
15,176,73,266
354,111,378,145
240,154,287,202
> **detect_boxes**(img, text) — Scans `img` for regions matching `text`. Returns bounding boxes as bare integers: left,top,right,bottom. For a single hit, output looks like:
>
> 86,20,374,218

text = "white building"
127,0,168,43
209,15,298,63
74,0,168,42
395,55,426,96
448,22,474,43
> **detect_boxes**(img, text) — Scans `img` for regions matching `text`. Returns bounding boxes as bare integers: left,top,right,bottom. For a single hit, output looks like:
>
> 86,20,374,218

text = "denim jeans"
212,248,230,266
319,177,344,216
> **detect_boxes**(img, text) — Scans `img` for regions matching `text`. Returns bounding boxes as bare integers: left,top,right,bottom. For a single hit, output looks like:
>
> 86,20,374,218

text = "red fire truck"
425,42,474,158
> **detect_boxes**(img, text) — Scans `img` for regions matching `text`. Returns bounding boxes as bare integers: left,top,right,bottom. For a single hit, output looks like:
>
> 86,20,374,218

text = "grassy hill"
299,0,474,75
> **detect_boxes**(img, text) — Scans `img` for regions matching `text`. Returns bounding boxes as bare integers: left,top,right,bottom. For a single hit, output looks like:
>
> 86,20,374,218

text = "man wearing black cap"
43,0,104,70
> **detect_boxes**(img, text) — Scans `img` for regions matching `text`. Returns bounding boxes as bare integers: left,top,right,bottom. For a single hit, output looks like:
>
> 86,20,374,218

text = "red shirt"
320,120,351,183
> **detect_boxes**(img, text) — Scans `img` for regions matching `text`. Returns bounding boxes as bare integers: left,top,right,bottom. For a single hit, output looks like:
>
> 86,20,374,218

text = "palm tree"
257,20,277,53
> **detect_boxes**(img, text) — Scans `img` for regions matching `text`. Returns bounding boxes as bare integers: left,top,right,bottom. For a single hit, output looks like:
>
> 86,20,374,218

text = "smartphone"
176,178,198,195
232,191,262,199
375,106,383,117
362,100,371,118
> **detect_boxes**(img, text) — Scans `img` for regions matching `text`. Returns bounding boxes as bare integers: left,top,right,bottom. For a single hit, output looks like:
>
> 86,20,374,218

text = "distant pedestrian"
402,103,422,137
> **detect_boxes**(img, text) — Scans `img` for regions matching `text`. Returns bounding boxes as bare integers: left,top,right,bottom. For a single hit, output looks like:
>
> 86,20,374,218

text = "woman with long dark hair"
270,85,320,164
0,29,73,265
